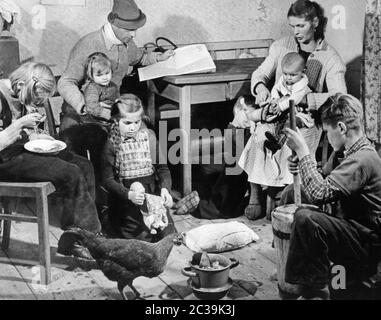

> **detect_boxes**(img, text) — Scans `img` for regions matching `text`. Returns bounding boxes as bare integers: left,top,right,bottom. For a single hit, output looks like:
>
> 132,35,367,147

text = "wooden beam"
0,182,55,198
0,213,37,223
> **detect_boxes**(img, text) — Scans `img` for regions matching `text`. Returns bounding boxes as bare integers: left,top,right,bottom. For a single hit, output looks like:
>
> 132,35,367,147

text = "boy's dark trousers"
280,184,380,290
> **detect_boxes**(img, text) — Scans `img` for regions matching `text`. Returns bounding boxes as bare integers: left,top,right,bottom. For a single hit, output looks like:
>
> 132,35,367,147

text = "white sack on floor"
183,221,259,253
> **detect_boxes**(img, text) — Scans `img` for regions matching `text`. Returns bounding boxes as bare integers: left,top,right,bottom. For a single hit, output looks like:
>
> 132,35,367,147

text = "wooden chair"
43,99,59,137
0,181,56,285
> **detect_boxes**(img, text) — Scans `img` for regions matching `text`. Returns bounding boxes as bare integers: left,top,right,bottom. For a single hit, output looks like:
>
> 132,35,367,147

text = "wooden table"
147,57,265,195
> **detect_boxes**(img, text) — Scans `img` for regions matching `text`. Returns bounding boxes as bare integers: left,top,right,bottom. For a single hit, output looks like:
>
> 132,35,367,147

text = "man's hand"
99,102,112,120
161,188,173,208
128,190,145,206
156,49,175,62
284,128,310,159
287,154,300,175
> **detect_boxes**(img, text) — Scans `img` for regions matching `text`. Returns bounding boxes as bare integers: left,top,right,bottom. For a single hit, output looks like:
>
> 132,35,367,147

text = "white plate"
24,139,67,154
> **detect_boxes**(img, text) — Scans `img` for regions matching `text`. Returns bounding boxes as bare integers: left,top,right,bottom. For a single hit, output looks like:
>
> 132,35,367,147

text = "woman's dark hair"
287,0,328,40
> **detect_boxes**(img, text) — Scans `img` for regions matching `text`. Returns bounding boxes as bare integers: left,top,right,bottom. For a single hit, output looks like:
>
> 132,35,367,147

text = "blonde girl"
0,62,101,259
101,93,175,241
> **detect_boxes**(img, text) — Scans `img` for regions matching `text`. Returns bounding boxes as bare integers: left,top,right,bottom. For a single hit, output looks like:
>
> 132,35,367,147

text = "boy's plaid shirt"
298,136,371,205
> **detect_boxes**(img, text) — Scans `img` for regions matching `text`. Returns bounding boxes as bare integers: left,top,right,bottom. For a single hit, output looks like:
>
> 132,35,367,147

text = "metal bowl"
188,278,233,300
182,254,239,289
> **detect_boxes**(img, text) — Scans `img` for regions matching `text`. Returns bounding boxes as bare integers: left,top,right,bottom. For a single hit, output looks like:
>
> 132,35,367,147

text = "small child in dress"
101,93,174,241
263,52,314,154
238,53,313,221
231,95,258,134
83,52,120,130
231,94,280,135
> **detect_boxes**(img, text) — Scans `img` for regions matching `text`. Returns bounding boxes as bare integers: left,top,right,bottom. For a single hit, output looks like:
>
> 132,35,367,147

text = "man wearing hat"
57,0,173,131
57,0,173,190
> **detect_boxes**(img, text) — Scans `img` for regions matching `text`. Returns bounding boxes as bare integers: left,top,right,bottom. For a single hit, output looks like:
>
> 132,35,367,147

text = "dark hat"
107,0,146,30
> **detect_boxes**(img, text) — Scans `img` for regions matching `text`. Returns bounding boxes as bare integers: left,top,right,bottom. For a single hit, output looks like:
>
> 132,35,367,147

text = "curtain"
361,0,381,144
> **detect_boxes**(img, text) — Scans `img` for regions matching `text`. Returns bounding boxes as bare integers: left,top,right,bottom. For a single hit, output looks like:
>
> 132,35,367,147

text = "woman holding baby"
239,0,347,219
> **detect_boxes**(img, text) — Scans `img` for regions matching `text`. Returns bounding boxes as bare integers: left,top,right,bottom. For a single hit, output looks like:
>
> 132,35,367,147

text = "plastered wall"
10,0,365,96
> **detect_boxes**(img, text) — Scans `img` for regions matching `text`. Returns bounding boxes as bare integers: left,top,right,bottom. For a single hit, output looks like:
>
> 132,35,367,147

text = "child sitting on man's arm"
83,52,120,130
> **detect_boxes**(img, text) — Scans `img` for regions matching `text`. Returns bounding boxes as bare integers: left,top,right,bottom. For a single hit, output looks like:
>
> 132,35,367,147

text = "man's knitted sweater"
57,28,158,113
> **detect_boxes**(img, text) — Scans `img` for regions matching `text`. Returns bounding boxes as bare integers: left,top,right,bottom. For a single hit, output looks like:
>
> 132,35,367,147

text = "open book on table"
138,44,216,82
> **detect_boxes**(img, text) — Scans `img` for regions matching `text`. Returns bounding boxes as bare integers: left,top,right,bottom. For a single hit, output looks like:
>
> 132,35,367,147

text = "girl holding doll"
101,93,175,241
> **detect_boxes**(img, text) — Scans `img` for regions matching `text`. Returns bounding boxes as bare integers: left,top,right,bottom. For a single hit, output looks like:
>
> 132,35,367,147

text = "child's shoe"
174,191,200,215
244,203,265,220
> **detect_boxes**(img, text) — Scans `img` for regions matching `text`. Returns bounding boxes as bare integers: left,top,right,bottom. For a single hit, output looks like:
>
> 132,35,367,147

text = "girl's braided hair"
9,62,56,107
111,93,151,126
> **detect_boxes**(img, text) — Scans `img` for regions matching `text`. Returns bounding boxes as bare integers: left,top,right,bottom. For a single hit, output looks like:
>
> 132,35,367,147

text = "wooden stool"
0,182,56,285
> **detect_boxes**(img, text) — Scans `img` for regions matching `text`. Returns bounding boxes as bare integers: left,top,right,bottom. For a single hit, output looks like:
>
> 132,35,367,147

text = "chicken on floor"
58,228,183,299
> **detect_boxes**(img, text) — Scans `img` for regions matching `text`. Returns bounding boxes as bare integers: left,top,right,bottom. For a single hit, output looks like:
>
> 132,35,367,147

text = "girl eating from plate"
0,62,102,260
